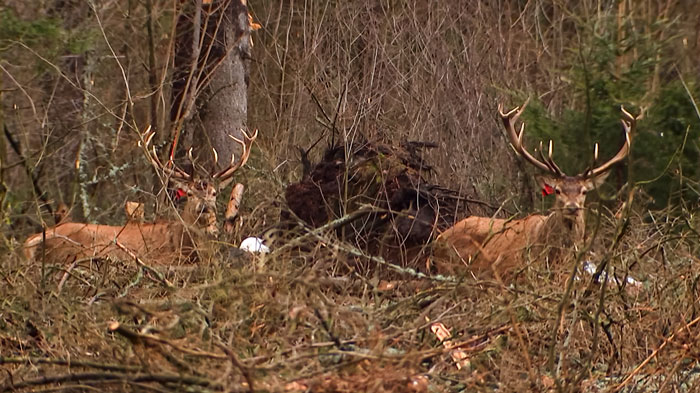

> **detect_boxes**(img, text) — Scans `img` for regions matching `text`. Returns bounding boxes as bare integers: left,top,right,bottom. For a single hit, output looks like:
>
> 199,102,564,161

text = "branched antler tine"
620,105,636,123
244,128,259,141
149,144,181,179
583,142,600,177
215,144,248,180
149,146,162,167
517,123,525,145
537,141,548,168
140,126,190,180
620,108,636,139
145,131,156,147
545,140,564,176
209,148,220,177
145,145,165,172
138,125,154,148
594,143,599,162
586,106,636,178
501,101,555,174
213,129,258,180
160,147,190,179
535,140,560,175
161,147,191,179
140,128,163,169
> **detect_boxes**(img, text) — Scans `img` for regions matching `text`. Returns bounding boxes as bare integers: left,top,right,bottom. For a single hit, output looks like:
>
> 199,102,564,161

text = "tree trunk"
171,0,252,172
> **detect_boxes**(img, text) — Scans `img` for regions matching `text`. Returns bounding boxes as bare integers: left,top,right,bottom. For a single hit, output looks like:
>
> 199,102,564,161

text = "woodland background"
2,1,700,392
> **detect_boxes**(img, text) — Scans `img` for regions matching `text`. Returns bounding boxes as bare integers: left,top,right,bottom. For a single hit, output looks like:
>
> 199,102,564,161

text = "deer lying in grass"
23,128,257,265
433,101,637,279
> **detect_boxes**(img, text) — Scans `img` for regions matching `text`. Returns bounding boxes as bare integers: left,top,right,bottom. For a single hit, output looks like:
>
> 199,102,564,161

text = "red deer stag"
23,128,258,264
433,101,636,280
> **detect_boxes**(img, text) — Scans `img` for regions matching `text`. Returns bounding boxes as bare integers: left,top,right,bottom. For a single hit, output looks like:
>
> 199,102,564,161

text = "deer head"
500,100,636,236
139,127,258,237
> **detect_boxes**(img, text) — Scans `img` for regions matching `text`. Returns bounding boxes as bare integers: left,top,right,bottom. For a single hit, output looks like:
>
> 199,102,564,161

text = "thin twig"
0,356,141,373
108,322,226,360
214,343,255,393
0,371,221,392
112,241,173,288
612,315,700,392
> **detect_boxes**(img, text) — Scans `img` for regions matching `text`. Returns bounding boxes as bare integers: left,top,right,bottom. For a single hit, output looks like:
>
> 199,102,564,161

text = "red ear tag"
175,188,187,201
542,184,554,196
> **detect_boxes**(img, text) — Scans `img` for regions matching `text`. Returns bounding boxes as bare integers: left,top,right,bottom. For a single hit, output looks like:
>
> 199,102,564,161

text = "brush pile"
283,139,489,268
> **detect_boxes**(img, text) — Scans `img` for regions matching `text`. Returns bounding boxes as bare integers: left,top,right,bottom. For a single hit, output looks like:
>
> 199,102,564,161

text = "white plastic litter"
581,261,641,287
239,237,270,254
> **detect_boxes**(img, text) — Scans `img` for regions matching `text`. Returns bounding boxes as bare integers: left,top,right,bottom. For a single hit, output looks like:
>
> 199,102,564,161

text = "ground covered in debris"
3,1,700,392
3,199,700,392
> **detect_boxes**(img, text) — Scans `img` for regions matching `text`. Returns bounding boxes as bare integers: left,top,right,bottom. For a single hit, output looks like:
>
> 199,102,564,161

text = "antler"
212,128,258,181
583,105,636,178
499,99,564,177
138,125,191,180
139,126,257,183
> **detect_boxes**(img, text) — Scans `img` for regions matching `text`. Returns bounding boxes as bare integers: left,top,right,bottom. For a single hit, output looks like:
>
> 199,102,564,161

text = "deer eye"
555,189,561,195
582,189,588,195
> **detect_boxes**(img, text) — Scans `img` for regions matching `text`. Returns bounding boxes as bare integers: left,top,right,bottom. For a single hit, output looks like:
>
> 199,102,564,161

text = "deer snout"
564,203,580,215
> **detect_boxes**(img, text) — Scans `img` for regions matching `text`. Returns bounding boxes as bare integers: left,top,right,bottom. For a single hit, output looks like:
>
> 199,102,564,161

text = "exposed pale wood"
224,183,245,234
125,201,144,222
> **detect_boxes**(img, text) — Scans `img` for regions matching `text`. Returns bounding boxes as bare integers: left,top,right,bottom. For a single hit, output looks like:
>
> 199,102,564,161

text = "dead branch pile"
283,139,491,268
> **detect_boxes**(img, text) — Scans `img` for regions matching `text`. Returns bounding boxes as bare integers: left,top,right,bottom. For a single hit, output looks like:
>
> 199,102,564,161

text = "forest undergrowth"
3,1,700,392
2,182,700,392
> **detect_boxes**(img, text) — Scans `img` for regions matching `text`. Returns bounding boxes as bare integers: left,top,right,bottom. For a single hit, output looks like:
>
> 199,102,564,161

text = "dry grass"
3,193,700,391
3,1,700,392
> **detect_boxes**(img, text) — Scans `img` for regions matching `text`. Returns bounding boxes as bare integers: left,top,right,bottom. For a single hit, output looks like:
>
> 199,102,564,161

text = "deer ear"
584,171,611,190
536,175,556,189
536,175,557,196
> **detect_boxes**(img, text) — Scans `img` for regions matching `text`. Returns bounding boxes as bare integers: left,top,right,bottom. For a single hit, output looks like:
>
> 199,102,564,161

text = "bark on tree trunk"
171,0,252,172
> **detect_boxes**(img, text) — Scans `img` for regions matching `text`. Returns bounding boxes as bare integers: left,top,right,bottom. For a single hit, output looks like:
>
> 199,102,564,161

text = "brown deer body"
23,128,257,265
433,101,637,279
23,221,188,264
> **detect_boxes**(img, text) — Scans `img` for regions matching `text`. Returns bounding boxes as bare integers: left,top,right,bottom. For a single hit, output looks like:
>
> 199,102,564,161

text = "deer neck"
540,209,585,247
180,196,219,238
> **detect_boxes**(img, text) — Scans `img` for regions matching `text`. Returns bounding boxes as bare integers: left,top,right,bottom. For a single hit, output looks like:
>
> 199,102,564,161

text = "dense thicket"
1,1,699,233
2,2,700,392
